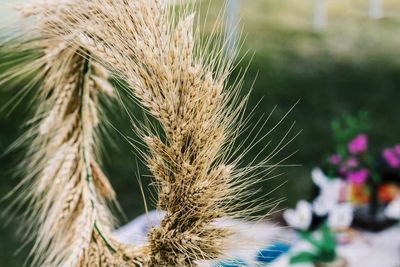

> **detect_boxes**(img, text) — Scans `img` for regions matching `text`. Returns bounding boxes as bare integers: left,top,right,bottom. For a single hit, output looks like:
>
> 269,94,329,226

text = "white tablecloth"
113,211,400,267
260,227,400,267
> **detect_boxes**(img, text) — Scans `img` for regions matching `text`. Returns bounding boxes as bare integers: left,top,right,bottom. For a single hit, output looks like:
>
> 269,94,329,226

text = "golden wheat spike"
24,50,125,266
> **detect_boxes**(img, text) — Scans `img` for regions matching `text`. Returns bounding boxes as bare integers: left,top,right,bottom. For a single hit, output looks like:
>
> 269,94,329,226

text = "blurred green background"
1,0,400,266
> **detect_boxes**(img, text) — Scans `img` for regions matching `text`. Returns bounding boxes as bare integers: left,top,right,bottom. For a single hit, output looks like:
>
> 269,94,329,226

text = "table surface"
113,211,400,267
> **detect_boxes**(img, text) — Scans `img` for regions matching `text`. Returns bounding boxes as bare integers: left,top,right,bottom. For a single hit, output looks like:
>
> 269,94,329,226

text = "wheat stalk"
2,0,288,266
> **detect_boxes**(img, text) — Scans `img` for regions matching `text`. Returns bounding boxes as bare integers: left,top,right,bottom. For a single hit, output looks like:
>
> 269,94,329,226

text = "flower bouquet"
324,112,400,231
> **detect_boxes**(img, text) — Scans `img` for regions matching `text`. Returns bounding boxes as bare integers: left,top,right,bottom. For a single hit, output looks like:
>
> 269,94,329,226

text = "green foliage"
331,111,371,157
290,224,337,265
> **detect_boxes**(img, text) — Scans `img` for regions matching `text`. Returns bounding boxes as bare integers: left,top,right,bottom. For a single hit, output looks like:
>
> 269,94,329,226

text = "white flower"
385,196,400,220
311,168,343,216
283,200,313,230
313,195,337,217
328,203,353,229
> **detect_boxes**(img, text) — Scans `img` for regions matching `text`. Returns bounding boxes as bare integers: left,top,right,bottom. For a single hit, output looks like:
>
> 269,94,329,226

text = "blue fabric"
256,242,290,263
216,259,247,267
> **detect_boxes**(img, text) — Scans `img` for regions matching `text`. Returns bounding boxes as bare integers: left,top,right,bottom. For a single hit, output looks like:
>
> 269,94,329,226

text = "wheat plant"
1,0,291,266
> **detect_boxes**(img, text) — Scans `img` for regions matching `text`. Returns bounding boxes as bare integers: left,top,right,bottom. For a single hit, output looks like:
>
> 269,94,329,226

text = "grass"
1,0,400,266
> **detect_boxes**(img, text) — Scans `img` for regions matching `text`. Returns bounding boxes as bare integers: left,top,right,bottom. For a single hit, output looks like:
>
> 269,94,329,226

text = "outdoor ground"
1,0,400,266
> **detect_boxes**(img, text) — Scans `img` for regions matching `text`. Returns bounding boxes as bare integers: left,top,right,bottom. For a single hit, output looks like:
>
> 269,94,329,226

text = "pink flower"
329,154,341,165
383,148,400,169
346,157,358,168
394,144,400,156
348,134,368,154
339,165,347,177
347,169,369,185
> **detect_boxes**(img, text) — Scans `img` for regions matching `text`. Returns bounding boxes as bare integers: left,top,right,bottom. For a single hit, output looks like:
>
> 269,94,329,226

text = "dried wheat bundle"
2,0,291,266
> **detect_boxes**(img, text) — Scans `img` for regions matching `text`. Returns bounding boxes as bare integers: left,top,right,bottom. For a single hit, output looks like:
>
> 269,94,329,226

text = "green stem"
78,56,117,254
94,222,117,253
